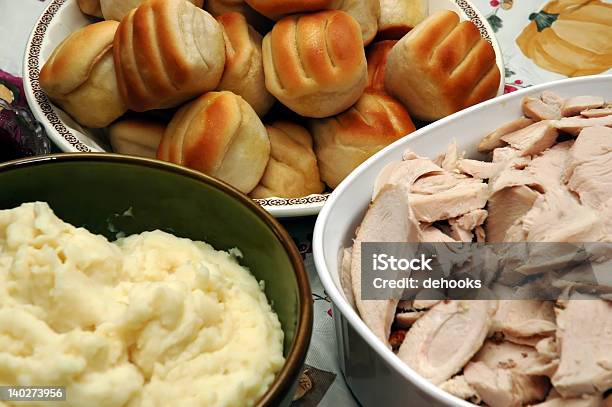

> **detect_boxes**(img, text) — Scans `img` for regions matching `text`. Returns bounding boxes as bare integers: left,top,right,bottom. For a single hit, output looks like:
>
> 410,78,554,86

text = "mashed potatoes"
0,203,285,407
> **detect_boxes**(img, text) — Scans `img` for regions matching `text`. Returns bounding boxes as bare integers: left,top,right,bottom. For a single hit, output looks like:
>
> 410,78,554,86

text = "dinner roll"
251,122,324,199
385,10,501,121
262,10,367,118
311,90,416,188
244,0,337,19
78,0,103,17
157,91,270,194
378,0,427,39
206,0,270,32
109,119,165,158
366,40,397,91
113,0,225,112
340,0,380,45
217,12,275,117
40,21,126,128
100,0,203,21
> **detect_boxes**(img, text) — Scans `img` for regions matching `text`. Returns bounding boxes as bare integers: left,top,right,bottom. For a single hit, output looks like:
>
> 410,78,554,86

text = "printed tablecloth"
0,0,610,405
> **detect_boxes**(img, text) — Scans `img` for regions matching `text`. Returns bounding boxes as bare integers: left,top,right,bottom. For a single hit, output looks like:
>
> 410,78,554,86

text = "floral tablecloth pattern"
0,0,610,406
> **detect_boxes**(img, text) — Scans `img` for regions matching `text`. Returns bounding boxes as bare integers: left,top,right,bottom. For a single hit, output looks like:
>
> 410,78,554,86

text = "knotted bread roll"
40,21,126,128
251,122,324,199
262,10,367,118
110,119,165,158
113,0,225,112
217,12,275,117
385,10,501,121
78,0,103,17
366,40,397,91
311,90,416,188
100,0,203,21
378,0,427,39
157,91,270,194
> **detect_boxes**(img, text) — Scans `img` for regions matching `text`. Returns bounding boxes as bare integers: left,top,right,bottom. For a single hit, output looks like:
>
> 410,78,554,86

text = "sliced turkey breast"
440,375,479,402
486,186,539,242
492,301,557,343
564,126,612,211
552,298,612,398
410,182,489,223
351,184,421,347
464,361,549,407
581,107,612,118
458,159,499,179
561,96,605,117
449,209,488,242
340,247,356,308
540,91,565,111
478,117,535,152
397,300,497,384
501,121,559,156
523,97,562,121
372,154,442,200
554,115,612,136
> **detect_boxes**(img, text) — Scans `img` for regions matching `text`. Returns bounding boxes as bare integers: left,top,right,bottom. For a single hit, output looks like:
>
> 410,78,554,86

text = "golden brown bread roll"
262,10,367,118
340,0,380,45
205,0,270,32
385,10,501,121
244,0,336,19
109,119,165,158
378,0,427,39
251,122,324,199
100,0,204,21
311,90,416,188
78,0,103,17
40,21,126,128
366,40,397,91
217,12,275,117
113,0,225,112
157,91,270,194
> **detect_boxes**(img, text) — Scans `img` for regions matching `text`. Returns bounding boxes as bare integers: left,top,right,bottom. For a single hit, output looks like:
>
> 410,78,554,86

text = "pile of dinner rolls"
42,0,501,197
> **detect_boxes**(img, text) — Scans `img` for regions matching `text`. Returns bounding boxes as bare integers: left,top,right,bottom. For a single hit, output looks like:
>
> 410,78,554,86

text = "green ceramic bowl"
0,153,313,406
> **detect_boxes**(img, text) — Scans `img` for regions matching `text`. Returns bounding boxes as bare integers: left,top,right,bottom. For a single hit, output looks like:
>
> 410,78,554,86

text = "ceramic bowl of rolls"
313,74,612,407
24,0,503,217
0,153,312,407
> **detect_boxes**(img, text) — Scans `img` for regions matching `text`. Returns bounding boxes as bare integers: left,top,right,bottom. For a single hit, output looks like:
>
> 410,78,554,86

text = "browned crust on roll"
384,10,500,121
263,10,367,117
114,0,225,111
311,90,416,188
245,0,337,19
157,91,270,193
217,12,275,116
366,40,397,92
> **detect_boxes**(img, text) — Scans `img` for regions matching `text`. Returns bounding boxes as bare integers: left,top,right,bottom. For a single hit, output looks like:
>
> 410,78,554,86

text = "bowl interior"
0,155,303,356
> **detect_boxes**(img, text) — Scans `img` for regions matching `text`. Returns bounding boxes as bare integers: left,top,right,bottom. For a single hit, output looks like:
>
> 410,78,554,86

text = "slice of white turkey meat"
449,209,488,242
530,394,603,407
551,298,612,398
439,375,480,402
561,95,605,117
397,300,497,385
581,107,612,118
410,181,489,223
501,120,559,157
351,184,421,347
372,154,442,200
522,96,562,121
553,115,612,136
540,91,565,111
457,159,500,179
564,126,612,211
491,301,557,344
478,117,535,153
486,186,540,242
463,361,550,407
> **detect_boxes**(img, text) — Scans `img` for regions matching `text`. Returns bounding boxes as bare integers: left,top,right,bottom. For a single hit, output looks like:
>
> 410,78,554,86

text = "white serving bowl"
23,0,503,218
312,75,612,407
